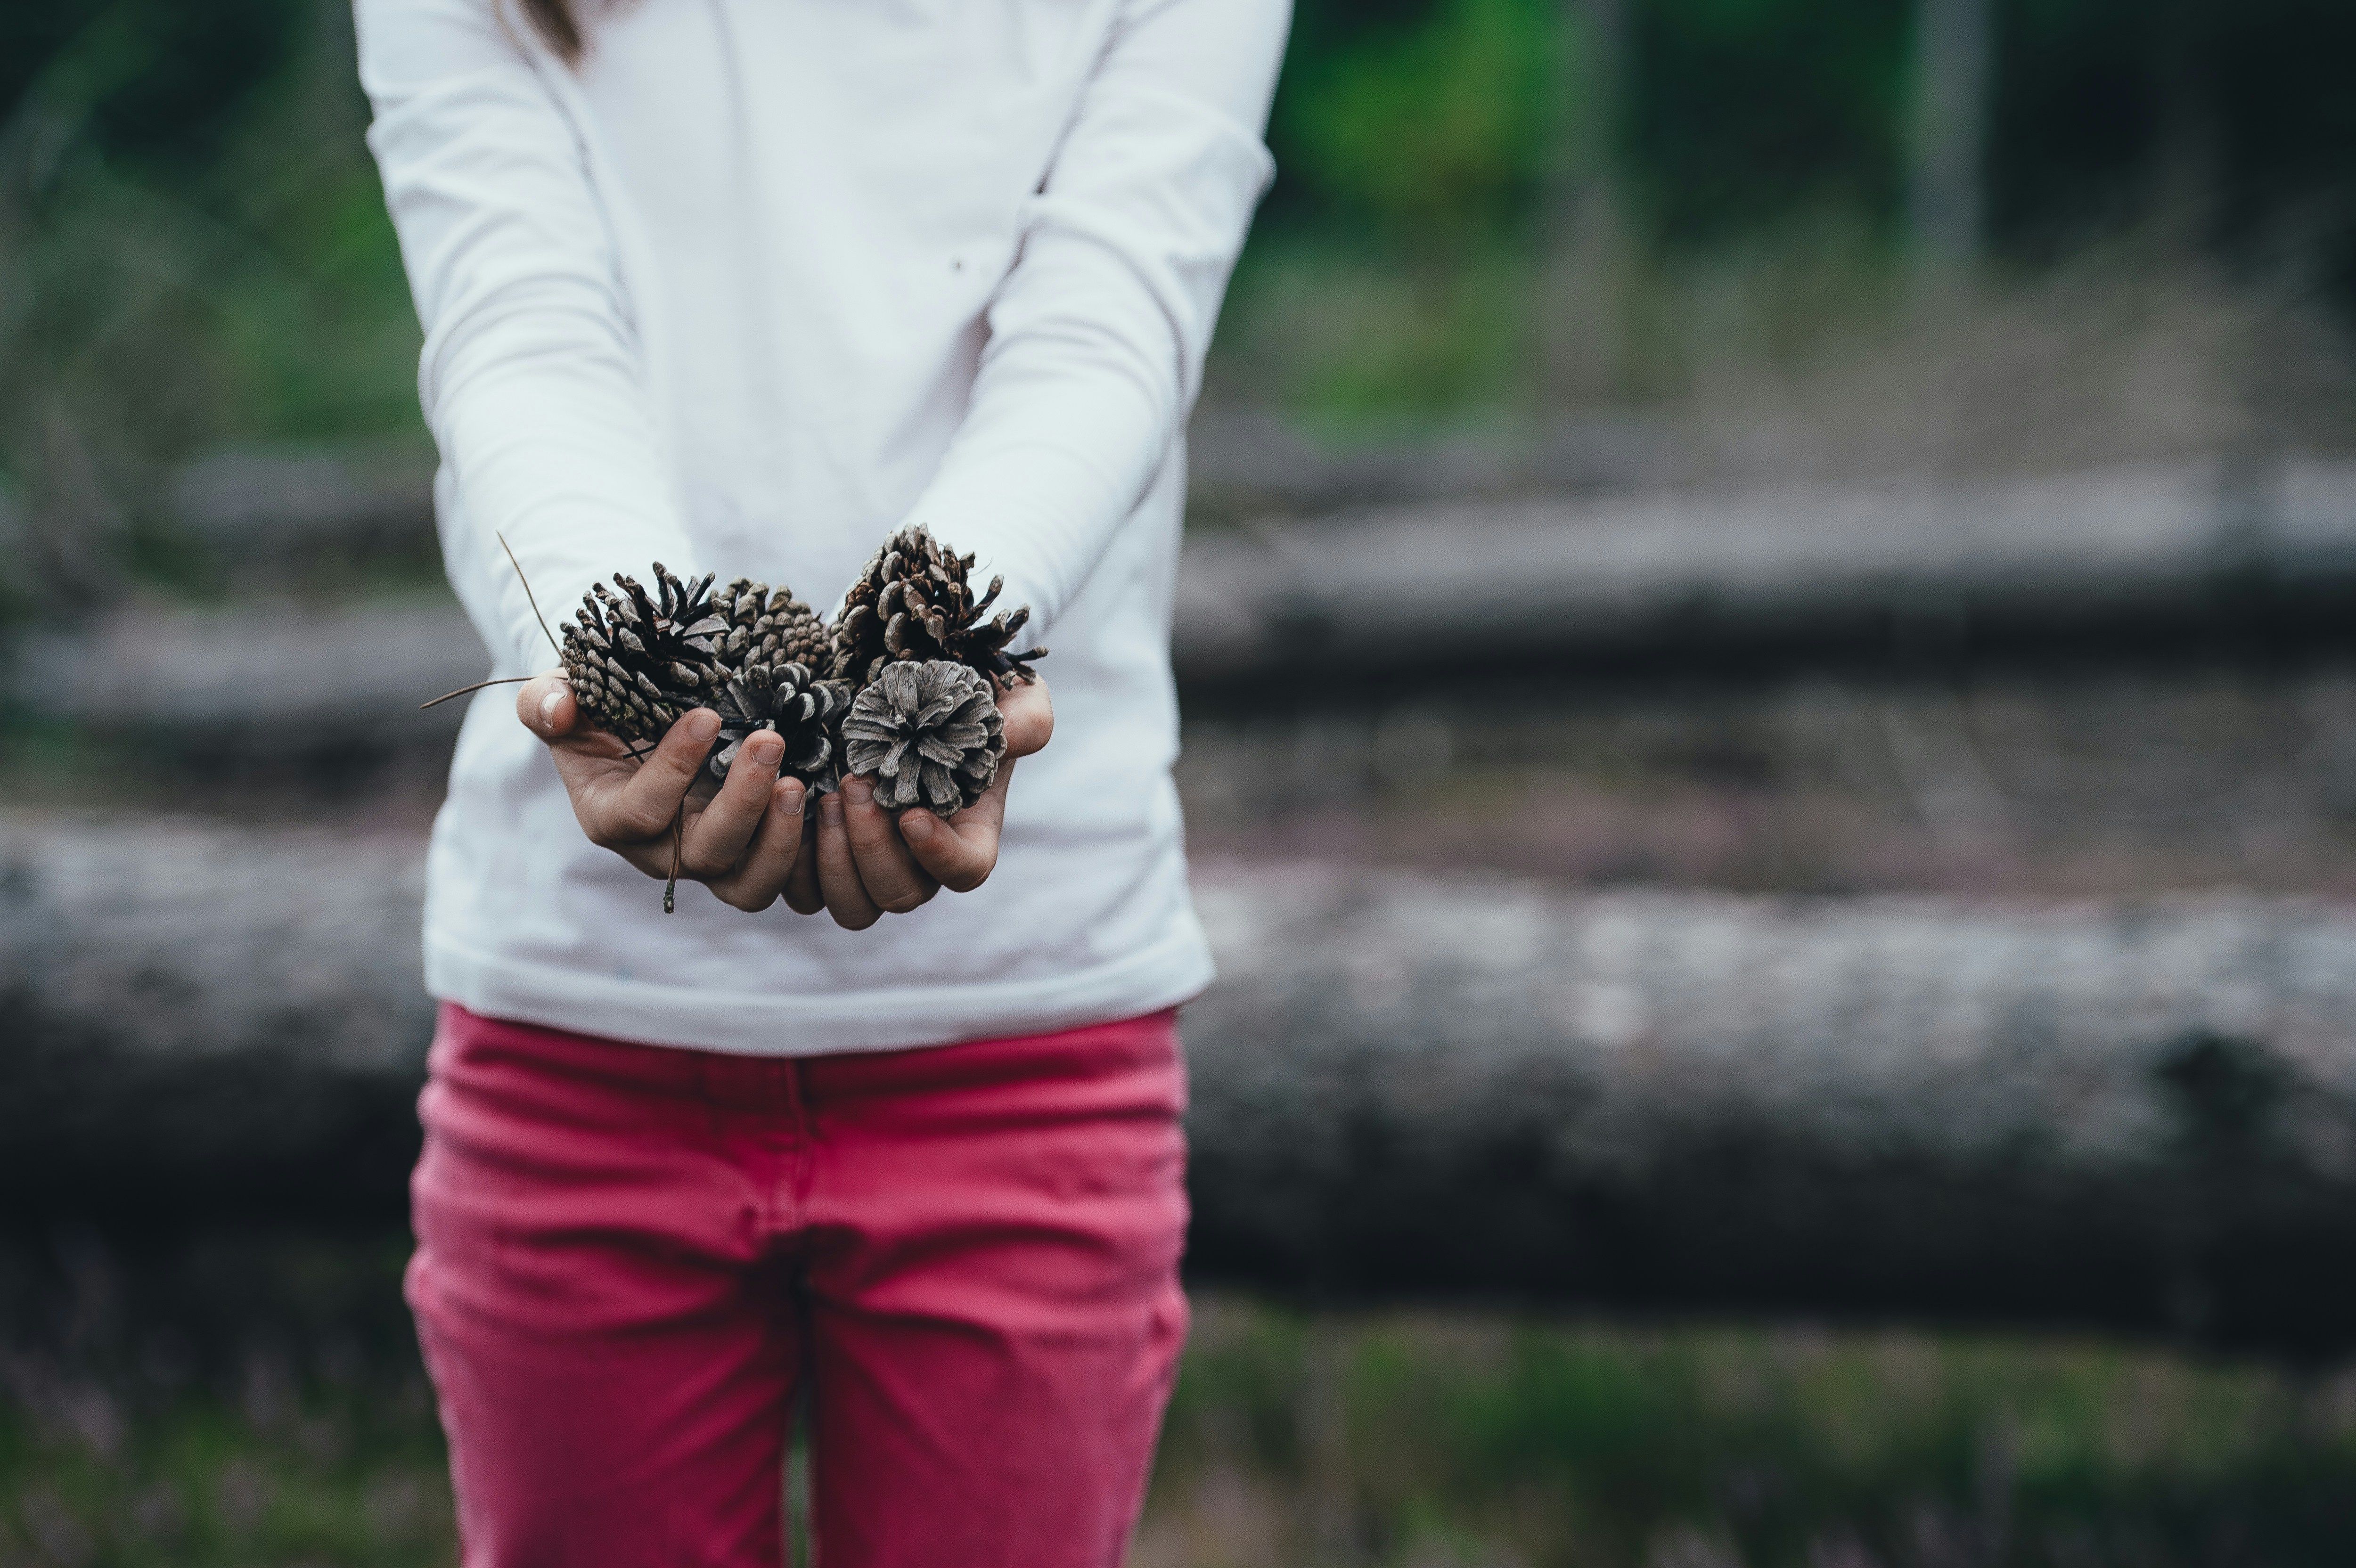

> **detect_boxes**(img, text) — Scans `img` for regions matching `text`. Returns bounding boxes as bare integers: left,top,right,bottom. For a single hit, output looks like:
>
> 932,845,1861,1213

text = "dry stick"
496,533,659,770
665,805,684,915
419,674,534,710
499,530,564,656
424,537,568,710
472,536,685,908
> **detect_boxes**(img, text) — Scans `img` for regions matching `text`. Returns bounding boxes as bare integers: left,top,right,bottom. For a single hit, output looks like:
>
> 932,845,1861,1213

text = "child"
356,0,1286,1560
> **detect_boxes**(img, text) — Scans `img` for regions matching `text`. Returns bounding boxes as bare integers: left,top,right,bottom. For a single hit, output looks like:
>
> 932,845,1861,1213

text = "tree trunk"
17,462,2356,744
8,817,2356,1350
1183,865,2356,1353
1909,0,1993,273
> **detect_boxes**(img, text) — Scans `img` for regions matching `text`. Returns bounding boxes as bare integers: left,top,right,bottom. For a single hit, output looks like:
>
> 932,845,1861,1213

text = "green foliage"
1212,240,1547,416
1277,0,1563,240
0,1386,453,1567
0,0,308,171
1,0,2354,535
0,0,423,621
1262,0,2356,268
1626,0,1914,241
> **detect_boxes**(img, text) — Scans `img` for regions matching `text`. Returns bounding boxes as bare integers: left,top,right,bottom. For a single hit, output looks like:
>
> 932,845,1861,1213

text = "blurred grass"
8,1235,2356,1568
1206,219,1915,421
1143,1302,2356,1567
0,1,421,621
1208,224,2356,488
0,1389,451,1568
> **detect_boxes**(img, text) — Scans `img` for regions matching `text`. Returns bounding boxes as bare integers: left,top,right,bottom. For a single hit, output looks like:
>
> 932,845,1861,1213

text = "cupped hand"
810,674,1054,930
515,672,811,912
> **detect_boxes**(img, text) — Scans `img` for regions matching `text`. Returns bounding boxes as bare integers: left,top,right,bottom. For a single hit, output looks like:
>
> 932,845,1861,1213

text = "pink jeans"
407,1003,1190,1568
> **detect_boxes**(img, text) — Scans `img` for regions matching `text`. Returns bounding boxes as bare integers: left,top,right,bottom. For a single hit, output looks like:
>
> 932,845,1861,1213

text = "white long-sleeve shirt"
356,0,1285,1054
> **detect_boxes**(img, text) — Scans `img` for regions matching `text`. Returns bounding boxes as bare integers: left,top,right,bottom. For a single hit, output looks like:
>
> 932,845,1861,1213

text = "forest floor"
1177,662,2356,900
5,1233,2356,1568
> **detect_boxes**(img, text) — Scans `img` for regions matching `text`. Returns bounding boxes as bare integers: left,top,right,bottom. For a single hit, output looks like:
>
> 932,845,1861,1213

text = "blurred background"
8,0,2356,1563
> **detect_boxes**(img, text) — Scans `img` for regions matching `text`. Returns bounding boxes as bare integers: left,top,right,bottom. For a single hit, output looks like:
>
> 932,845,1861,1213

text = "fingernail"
539,688,564,725
687,709,720,741
780,780,806,816
747,733,784,767
819,792,843,825
901,811,933,841
841,776,873,807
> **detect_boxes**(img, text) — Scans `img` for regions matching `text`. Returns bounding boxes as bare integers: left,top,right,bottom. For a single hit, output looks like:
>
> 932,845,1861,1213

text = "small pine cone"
828,526,1046,689
839,659,1005,815
558,563,726,746
707,660,853,787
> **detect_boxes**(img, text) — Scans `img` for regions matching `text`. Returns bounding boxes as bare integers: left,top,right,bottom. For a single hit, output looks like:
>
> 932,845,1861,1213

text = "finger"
898,760,1009,894
708,777,808,911
996,675,1053,760
515,671,579,740
838,776,940,914
783,811,825,915
584,708,720,844
814,786,884,931
607,840,678,882
679,730,785,879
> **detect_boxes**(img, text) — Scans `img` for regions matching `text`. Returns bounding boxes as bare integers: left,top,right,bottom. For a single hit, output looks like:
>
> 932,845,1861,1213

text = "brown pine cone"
714,578,829,670
558,564,726,747
828,526,1046,689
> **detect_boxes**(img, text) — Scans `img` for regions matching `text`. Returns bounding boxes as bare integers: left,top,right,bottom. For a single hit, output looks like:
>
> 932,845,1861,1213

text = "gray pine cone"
708,660,852,786
839,660,1006,814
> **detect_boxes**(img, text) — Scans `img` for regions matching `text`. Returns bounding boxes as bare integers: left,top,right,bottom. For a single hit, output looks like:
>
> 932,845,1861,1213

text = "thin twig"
664,803,684,915
491,532,677,909
498,530,563,656
419,674,538,710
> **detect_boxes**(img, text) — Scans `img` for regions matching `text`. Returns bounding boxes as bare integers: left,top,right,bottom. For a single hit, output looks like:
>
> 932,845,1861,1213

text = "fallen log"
15,460,2356,745
1182,868,2356,1353
5,596,489,752
1174,457,2356,685
6,815,2356,1351
168,441,439,563
0,817,434,1219
163,417,1672,555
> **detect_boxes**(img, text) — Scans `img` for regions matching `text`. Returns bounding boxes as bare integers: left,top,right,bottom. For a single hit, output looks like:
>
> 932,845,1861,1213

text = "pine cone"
713,578,829,670
839,660,1006,814
707,660,853,787
828,526,1047,689
559,564,727,746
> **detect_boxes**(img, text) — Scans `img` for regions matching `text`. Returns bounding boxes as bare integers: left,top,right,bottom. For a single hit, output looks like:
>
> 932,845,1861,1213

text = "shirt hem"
421,923,1218,1057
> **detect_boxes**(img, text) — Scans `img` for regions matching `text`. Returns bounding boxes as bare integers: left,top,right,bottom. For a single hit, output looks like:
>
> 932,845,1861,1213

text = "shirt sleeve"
897,0,1289,644
354,0,699,670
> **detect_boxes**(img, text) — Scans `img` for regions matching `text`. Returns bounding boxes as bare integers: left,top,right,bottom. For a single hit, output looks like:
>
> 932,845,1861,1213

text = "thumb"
516,671,578,740
612,707,722,833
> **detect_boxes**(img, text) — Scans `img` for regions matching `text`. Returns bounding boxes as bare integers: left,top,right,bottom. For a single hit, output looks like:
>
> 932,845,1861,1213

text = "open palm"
514,671,1053,919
